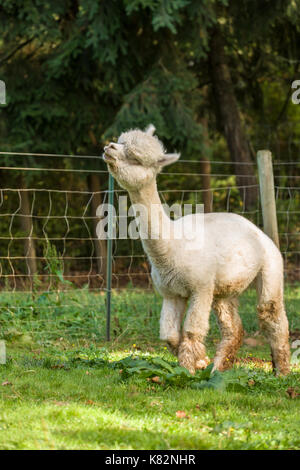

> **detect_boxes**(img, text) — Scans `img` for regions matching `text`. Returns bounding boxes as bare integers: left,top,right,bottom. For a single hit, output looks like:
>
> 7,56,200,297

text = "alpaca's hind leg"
257,294,290,375
257,268,290,375
258,300,290,375
213,297,244,371
160,296,187,356
178,290,213,374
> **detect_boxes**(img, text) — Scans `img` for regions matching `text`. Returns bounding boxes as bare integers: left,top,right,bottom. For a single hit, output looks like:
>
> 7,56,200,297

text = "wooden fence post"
257,150,280,248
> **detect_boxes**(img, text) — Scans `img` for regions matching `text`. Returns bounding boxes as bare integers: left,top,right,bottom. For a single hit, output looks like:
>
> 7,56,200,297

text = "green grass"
0,286,299,450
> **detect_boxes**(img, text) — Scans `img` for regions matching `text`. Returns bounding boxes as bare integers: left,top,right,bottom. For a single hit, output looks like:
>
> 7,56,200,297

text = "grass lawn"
0,286,299,450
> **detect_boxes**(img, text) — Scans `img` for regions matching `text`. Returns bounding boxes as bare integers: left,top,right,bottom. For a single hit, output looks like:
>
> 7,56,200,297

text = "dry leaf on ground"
151,376,161,383
176,410,188,419
286,387,299,399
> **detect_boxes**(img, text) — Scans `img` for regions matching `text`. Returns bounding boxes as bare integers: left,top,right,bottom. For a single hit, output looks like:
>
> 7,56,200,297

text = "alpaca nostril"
109,143,117,150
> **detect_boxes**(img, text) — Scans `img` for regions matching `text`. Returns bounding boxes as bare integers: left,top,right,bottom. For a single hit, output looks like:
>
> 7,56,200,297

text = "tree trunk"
88,173,107,284
18,176,37,284
209,26,258,209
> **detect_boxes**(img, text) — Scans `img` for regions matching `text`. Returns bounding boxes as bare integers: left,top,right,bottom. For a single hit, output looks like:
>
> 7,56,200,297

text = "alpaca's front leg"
178,290,213,374
160,296,187,355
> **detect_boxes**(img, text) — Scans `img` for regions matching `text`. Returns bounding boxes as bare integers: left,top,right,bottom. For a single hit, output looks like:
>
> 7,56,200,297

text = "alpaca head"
103,126,180,190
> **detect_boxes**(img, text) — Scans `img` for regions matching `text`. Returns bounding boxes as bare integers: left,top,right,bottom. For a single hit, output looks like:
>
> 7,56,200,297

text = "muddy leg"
258,299,290,375
178,290,213,374
213,297,244,371
257,263,290,375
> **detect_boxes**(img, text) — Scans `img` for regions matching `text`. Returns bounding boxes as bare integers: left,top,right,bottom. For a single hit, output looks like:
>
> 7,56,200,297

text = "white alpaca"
103,127,290,375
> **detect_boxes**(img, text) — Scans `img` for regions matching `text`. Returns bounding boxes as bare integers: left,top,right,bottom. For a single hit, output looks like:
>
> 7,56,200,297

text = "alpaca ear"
158,153,180,167
145,124,156,136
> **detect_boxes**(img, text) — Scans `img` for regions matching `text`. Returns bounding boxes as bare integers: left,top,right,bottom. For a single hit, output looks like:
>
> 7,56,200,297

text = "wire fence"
0,153,298,288
0,150,298,340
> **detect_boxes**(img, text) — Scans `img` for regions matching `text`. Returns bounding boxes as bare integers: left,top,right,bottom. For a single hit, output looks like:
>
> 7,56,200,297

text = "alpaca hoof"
178,350,196,375
273,364,290,376
195,356,210,370
178,334,208,375
271,349,291,376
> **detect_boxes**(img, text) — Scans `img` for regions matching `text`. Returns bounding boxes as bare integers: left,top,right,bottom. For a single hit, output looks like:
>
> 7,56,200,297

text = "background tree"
0,0,299,285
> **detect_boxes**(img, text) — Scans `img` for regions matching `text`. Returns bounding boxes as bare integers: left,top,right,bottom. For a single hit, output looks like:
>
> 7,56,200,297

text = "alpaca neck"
128,179,172,263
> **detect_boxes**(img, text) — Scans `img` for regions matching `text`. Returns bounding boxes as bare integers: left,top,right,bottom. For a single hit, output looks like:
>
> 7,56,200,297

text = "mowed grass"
0,285,299,450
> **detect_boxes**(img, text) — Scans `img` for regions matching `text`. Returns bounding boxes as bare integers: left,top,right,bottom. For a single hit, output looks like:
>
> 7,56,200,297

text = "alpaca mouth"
102,152,115,163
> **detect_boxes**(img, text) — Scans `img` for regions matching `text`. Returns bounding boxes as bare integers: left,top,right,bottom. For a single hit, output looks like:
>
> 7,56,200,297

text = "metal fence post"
257,150,280,248
106,173,114,341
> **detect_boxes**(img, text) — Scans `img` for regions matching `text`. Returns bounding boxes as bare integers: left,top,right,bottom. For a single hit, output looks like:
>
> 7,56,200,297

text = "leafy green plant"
110,355,226,390
43,242,72,292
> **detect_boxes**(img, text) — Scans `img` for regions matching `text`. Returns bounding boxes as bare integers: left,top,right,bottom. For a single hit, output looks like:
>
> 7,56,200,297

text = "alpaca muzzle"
103,145,117,162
